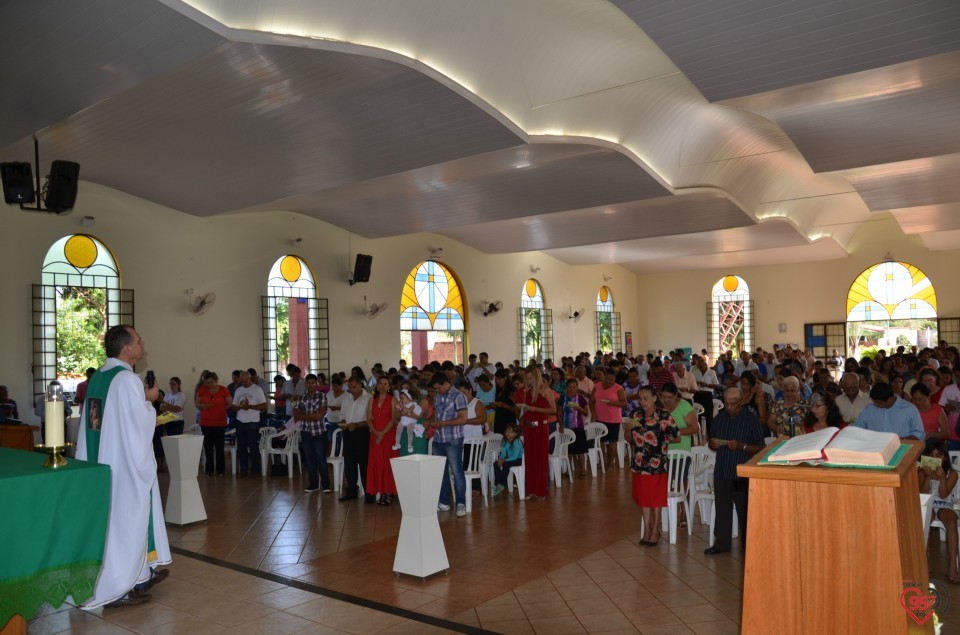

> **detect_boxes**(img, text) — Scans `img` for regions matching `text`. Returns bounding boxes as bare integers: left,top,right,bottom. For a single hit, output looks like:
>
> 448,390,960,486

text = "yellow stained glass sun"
723,275,739,293
525,279,537,298
64,235,98,269
279,255,302,283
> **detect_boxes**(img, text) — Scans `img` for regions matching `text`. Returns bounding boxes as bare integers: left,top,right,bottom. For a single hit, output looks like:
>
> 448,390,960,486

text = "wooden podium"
738,441,933,634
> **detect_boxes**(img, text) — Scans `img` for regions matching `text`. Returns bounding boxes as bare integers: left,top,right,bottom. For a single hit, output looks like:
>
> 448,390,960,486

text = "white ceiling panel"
721,52,960,172
438,192,751,253
841,153,960,211
618,239,849,274
891,203,960,233
235,144,671,238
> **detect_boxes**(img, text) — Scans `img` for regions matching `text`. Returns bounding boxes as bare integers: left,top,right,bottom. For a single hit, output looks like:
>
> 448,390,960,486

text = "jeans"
235,420,261,475
433,437,466,507
301,430,330,490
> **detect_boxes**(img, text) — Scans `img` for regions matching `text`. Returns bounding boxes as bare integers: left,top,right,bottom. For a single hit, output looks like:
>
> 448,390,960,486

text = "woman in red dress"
366,377,398,505
522,367,556,500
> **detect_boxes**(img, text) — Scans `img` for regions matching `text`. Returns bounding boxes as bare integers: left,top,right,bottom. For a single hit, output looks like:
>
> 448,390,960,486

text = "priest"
76,325,171,608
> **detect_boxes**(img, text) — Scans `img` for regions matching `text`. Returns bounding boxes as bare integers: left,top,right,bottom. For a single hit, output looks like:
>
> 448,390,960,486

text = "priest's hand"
145,383,160,403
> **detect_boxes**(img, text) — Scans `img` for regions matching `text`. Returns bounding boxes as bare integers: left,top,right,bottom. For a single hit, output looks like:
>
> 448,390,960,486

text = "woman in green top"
659,382,700,451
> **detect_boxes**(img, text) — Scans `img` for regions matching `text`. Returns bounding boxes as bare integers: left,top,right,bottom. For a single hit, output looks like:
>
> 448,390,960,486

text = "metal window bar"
938,318,960,350
612,311,621,354
517,307,527,366
262,296,330,379
804,322,847,361
542,308,555,362
706,299,753,359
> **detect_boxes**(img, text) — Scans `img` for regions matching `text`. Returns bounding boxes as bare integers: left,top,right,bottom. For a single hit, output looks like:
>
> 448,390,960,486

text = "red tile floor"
29,461,960,633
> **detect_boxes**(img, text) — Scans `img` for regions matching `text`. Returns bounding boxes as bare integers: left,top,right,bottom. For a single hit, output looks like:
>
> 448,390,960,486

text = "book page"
822,426,899,466
766,427,839,463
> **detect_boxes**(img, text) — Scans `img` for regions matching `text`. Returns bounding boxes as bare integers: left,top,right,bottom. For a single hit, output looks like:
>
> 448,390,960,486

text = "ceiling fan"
363,296,388,319
190,292,216,316
483,300,503,317
569,307,586,322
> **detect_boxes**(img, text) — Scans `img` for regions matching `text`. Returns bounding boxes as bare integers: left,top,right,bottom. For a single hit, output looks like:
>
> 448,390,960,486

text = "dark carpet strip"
169,546,498,634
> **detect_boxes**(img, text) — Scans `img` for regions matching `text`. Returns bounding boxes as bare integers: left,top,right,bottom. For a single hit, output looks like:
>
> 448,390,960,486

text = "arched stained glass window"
709,275,752,358
846,261,937,321
262,255,323,379
844,261,939,358
400,260,467,366
519,279,553,365
34,234,133,404
595,286,620,353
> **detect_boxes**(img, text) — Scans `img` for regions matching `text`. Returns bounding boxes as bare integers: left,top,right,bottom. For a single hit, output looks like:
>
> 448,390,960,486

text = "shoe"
437,503,451,512
378,495,393,506
304,486,319,493
645,536,660,547
104,590,152,608
364,494,377,504
704,546,730,555
407,446,414,453
338,492,358,501
144,568,169,590
639,539,651,546
322,489,332,494
391,444,400,450
456,504,466,517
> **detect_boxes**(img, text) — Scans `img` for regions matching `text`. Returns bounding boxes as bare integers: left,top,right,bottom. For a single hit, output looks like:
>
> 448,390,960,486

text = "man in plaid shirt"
296,374,329,493
430,372,468,516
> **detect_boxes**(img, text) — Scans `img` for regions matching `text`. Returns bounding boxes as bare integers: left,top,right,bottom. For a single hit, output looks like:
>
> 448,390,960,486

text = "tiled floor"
28,462,960,633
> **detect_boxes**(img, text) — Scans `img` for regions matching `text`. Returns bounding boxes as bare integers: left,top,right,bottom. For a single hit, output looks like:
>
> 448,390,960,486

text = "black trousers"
201,426,226,474
713,476,749,550
342,426,370,495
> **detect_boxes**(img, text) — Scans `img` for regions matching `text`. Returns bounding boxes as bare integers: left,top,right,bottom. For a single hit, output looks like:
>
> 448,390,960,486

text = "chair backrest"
712,399,724,418
463,436,485,474
584,422,608,447
548,429,575,458
689,446,716,489
950,451,960,471
258,426,278,450
692,403,705,417
284,429,300,450
667,449,692,496
483,433,503,465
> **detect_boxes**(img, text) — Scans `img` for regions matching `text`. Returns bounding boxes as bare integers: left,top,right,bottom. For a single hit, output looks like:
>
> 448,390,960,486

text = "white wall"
0,182,639,423
632,214,960,354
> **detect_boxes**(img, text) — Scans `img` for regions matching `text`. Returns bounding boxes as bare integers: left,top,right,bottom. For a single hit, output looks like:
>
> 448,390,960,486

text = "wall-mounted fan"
483,300,503,317
190,292,216,316
363,296,388,319
569,307,586,322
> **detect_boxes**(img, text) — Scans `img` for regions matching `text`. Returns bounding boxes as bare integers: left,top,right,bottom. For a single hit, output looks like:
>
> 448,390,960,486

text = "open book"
766,426,900,467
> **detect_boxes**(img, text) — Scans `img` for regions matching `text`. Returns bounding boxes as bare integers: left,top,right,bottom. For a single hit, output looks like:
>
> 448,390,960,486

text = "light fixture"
292,237,303,246
0,137,79,215
529,265,541,273
427,246,444,257
80,216,95,228
603,275,613,282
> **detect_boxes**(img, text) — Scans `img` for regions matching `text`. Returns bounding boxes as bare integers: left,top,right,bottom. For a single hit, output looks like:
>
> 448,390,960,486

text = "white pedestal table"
390,455,449,580
161,434,206,525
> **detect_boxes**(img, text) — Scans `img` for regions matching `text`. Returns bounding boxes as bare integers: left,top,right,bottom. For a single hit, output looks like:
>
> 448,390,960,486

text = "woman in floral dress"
624,386,679,546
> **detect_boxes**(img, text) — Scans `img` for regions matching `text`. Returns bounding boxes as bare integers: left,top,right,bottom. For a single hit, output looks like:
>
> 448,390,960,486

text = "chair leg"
668,502,676,544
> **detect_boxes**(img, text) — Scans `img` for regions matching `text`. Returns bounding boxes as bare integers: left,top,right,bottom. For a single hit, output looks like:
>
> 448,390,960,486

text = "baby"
392,389,424,452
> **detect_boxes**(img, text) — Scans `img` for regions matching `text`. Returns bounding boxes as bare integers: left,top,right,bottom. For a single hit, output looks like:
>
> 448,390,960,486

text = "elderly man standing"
854,382,925,440
704,387,765,555
836,372,869,425
76,325,170,608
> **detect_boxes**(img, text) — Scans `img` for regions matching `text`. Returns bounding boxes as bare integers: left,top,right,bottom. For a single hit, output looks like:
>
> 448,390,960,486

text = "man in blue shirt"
430,372,468,517
853,382,925,440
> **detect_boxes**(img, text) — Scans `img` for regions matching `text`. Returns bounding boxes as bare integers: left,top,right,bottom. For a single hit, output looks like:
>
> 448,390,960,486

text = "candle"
45,400,64,447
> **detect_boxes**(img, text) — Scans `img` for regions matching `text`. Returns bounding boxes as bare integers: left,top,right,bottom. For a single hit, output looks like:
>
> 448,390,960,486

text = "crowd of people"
11,334,960,608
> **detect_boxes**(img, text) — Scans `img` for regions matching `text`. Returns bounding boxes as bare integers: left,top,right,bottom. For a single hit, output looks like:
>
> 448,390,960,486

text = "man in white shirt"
634,358,650,386
338,377,373,503
673,364,698,401
231,371,267,477
282,365,306,418
836,372,870,425
574,365,595,400
466,352,496,390
733,351,758,377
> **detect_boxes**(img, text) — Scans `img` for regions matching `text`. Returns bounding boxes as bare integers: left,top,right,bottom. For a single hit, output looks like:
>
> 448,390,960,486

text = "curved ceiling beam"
162,0,867,249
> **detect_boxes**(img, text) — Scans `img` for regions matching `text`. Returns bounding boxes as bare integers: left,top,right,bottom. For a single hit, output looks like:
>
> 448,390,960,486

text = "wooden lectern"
738,441,933,634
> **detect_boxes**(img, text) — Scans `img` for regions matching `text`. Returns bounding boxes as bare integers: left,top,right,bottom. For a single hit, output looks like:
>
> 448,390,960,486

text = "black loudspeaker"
353,254,373,283
44,161,80,212
0,162,36,204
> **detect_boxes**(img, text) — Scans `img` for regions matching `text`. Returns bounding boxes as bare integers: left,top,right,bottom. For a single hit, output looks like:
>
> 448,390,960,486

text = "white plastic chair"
666,449,693,544
328,427,345,493
584,422,609,476
712,399,724,419
463,436,488,512
258,426,279,476
223,428,237,475
920,493,933,548
548,429,575,487
708,503,739,547
691,403,705,447
506,438,526,499
265,429,301,478
483,433,503,494
617,418,632,468
688,446,716,524
949,451,960,470
764,436,778,446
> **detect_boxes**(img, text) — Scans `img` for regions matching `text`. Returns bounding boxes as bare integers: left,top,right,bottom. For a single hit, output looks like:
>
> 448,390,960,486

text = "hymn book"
765,426,900,467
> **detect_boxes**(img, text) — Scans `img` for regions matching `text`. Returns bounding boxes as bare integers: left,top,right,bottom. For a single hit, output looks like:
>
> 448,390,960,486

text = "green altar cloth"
0,447,111,623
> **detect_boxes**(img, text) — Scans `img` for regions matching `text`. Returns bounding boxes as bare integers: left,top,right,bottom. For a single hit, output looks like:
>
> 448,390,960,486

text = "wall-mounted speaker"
44,161,80,212
0,162,36,204
352,254,373,284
